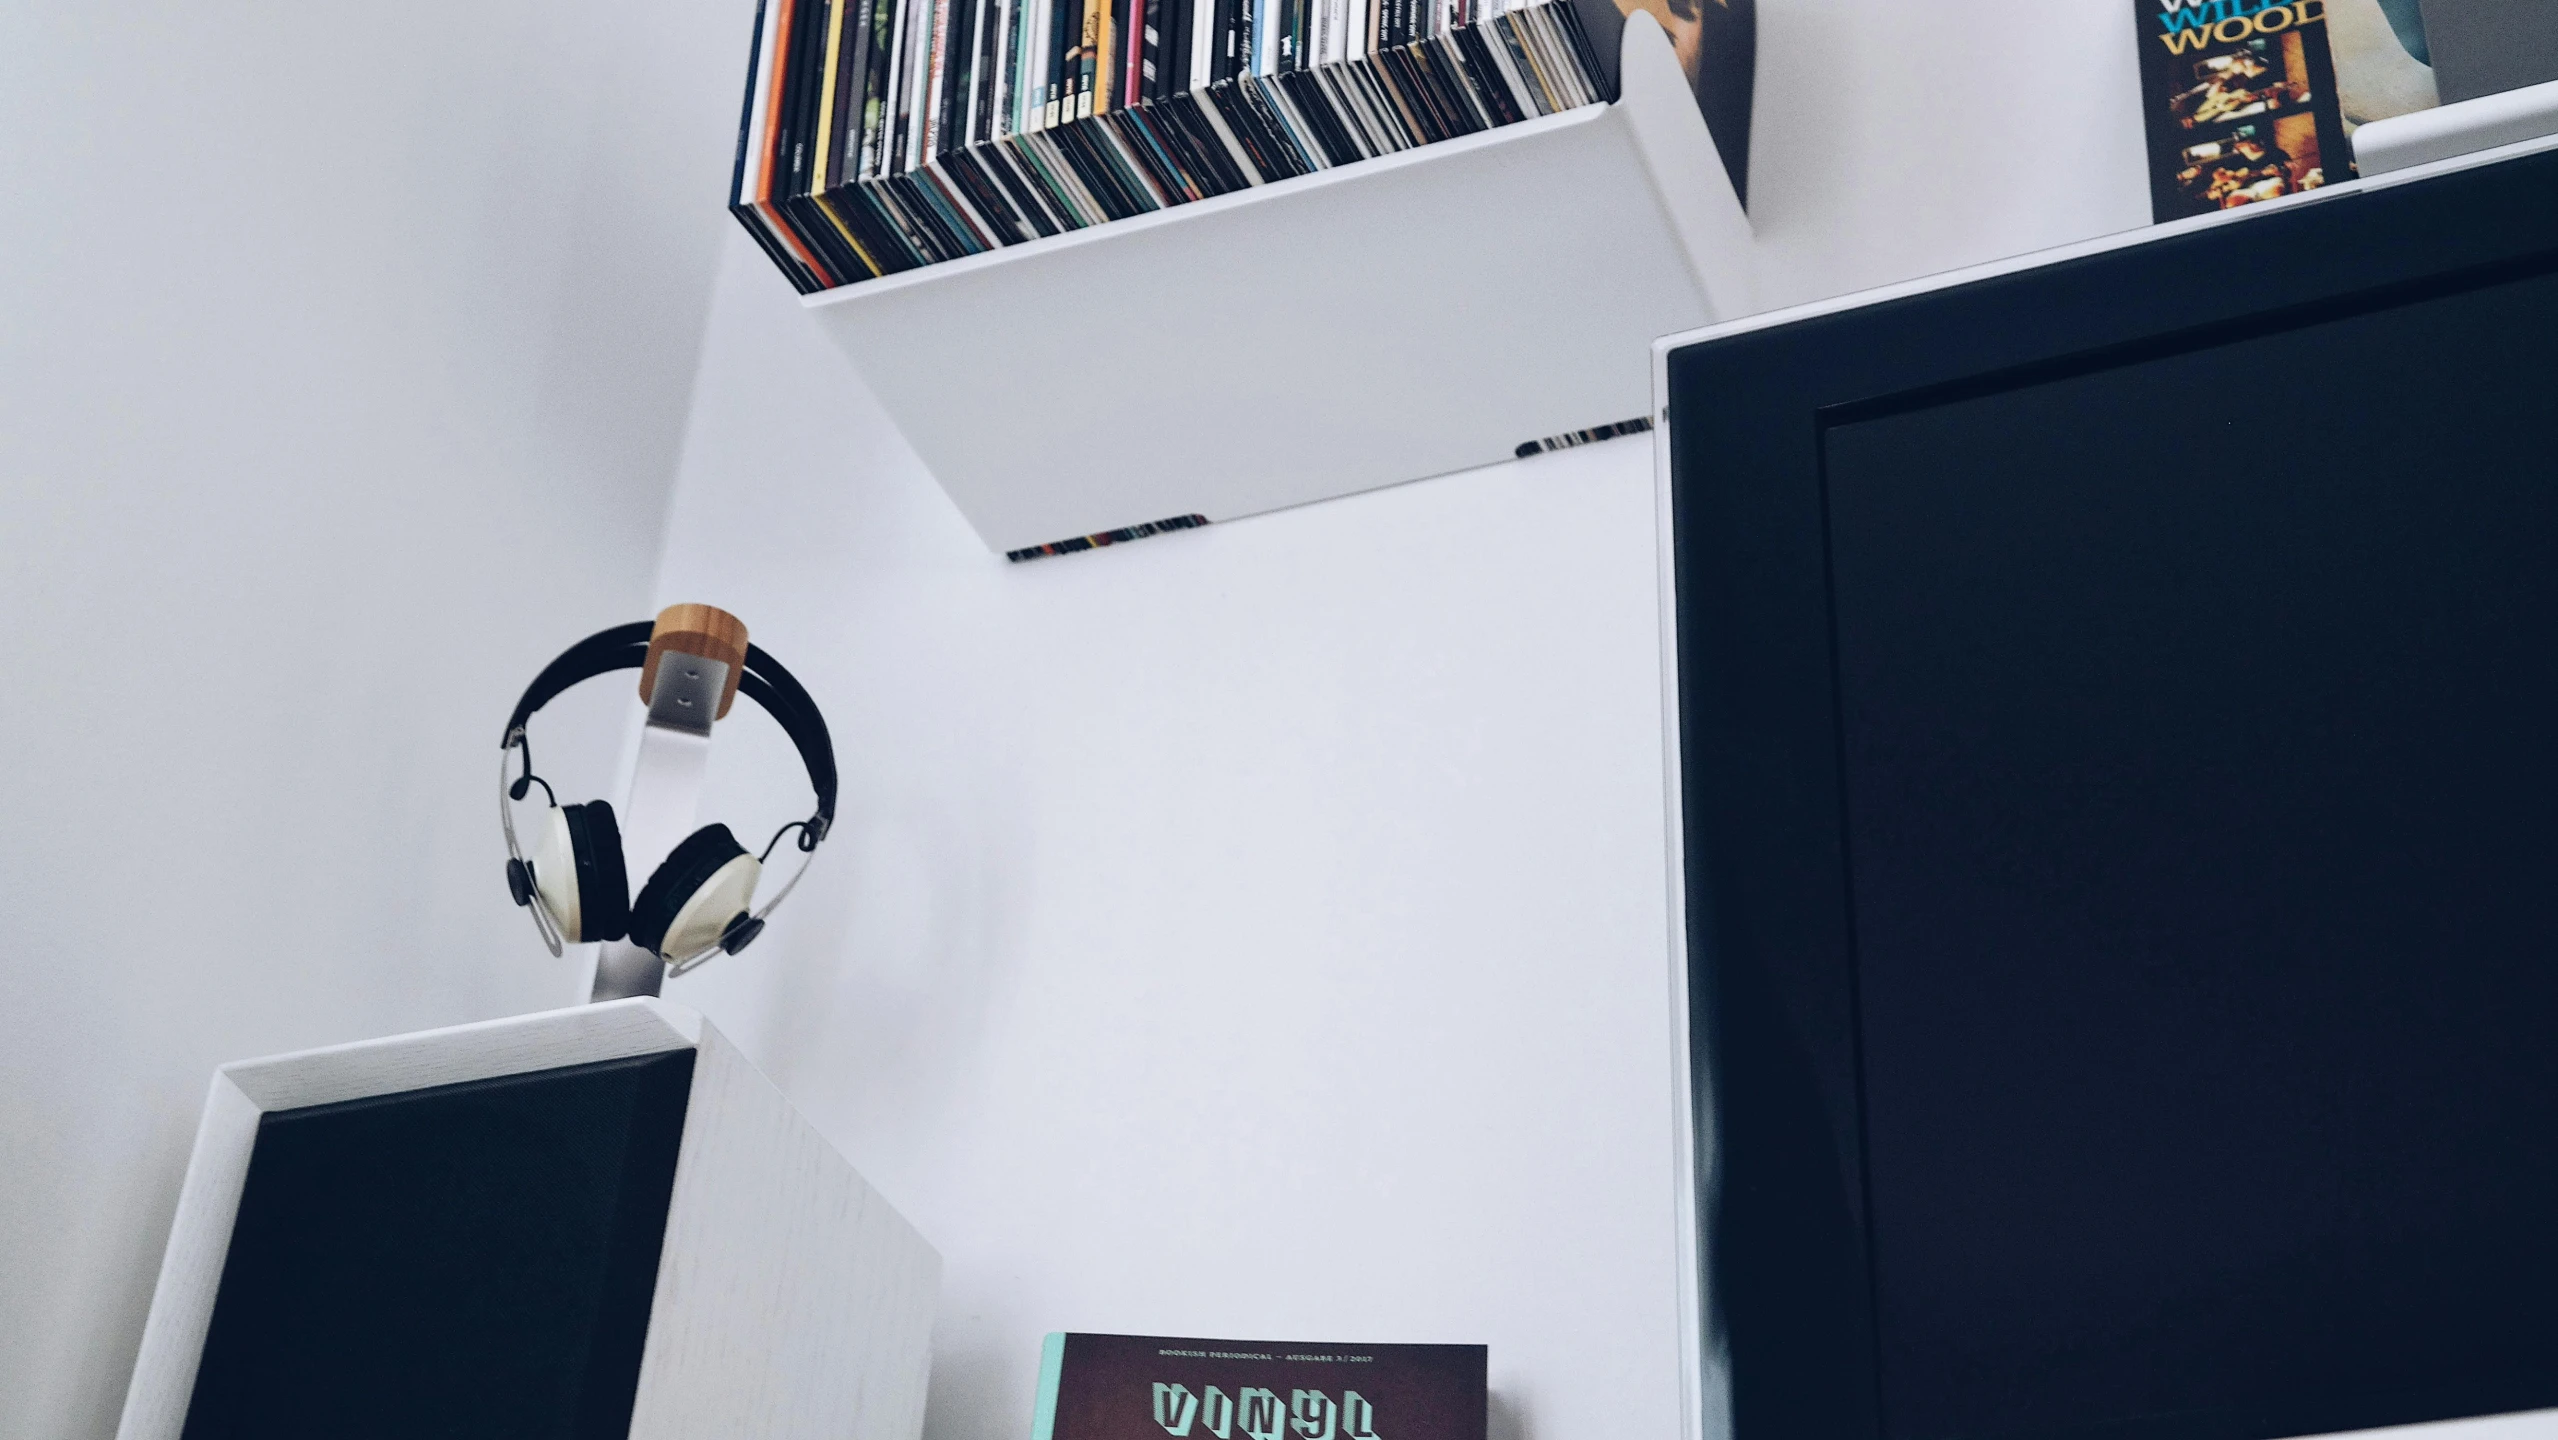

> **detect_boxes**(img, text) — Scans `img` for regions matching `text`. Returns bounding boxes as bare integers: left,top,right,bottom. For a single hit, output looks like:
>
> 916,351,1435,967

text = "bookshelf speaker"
116,1000,939,1440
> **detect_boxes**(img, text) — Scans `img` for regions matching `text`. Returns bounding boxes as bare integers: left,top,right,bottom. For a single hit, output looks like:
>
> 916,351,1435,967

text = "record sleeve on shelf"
2127,0,2432,221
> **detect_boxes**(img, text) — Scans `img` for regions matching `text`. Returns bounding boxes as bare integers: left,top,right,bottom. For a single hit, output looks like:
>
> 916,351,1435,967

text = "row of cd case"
728,0,1619,292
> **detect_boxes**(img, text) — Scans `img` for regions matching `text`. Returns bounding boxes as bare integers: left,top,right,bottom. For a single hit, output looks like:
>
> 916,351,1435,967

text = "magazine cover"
1032,1333,1486,1440
2135,0,2437,222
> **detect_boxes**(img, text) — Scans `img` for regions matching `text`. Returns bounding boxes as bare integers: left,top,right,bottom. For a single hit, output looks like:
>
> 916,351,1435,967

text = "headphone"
499,621,836,973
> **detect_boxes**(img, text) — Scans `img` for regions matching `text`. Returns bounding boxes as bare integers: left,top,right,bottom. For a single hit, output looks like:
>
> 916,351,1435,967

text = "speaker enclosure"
117,1000,940,1440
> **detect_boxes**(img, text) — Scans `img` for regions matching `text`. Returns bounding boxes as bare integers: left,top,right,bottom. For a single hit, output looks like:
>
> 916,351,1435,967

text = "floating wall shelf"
805,10,1755,555
2352,76,2558,175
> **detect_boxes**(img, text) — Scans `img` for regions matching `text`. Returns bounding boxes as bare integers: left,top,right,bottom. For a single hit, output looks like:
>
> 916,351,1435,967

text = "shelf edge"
800,101,1619,308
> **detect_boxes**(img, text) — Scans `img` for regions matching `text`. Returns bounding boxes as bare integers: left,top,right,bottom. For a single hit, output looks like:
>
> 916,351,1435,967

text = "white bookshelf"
805,10,1754,555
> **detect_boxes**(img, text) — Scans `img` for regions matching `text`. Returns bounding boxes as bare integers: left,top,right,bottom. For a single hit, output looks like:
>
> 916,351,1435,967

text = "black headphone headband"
503,622,837,838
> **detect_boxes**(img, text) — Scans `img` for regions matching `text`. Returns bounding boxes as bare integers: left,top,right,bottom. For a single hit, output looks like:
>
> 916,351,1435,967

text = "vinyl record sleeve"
815,0,855,188
733,0,777,207
2134,0,2354,221
964,0,997,144
730,0,823,291
1031,1334,1487,1440
859,0,901,176
923,0,957,156
780,0,856,285
990,0,1019,137
1580,0,1751,200
779,0,826,201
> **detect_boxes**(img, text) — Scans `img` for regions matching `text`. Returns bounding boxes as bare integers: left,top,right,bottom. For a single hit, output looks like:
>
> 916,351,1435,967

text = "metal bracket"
587,651,731,1002
644,653,728,737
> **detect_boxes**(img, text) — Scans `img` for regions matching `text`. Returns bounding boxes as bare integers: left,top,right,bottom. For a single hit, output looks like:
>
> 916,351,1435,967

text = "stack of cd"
729,0,1614,291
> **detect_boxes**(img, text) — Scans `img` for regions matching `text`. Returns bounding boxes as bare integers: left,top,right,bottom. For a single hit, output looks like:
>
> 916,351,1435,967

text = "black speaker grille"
181,1049,696,1440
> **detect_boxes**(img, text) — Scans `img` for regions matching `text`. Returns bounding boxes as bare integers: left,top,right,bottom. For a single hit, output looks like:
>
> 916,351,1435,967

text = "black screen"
1818,266,2558,1440
182,1050,696,1440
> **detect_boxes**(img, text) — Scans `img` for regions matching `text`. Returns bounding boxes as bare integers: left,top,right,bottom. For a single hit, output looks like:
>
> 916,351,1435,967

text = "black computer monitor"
1661,144,2558,1440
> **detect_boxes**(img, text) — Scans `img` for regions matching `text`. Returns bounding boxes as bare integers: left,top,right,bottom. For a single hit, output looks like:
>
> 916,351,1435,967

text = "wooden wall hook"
640,603,749,720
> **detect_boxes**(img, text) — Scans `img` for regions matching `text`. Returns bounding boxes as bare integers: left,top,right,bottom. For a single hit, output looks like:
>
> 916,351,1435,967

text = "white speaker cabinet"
117,999,940,1440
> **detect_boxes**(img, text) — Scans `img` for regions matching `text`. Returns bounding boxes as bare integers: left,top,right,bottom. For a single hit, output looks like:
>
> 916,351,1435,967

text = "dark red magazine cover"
1032,1334,1486,1440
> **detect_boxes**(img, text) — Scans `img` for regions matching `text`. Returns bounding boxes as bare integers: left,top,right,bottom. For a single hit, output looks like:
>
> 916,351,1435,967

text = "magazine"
1031,1333,1486,1440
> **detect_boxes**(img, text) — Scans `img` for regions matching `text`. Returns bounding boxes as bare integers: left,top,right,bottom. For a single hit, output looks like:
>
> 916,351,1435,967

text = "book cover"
2134,0,2352,221
1031,1334,1486,1440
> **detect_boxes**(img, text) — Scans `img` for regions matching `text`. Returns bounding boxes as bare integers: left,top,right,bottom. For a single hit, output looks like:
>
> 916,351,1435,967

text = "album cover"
2134,0,2354,222
1564,0,1753,203
1032,1334,1486,1440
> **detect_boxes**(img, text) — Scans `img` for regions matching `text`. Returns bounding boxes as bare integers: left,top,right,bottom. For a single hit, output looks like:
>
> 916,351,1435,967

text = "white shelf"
2352,77,2558,176
805,11,1754,555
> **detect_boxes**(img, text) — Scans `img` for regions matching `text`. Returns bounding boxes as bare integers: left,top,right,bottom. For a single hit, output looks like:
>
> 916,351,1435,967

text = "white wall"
649,246,1701,1440
636,6,2154,1440
0,0,2166,1433
0,0,744,1431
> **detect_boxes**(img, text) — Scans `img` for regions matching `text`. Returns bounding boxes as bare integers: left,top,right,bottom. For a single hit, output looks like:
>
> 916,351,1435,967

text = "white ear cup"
532,808,583,941
659,853,761,958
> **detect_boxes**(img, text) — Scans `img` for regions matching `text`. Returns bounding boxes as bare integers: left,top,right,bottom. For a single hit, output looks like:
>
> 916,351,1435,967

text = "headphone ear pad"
531,809,583,941
629,824,760,959
558,801,630,944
